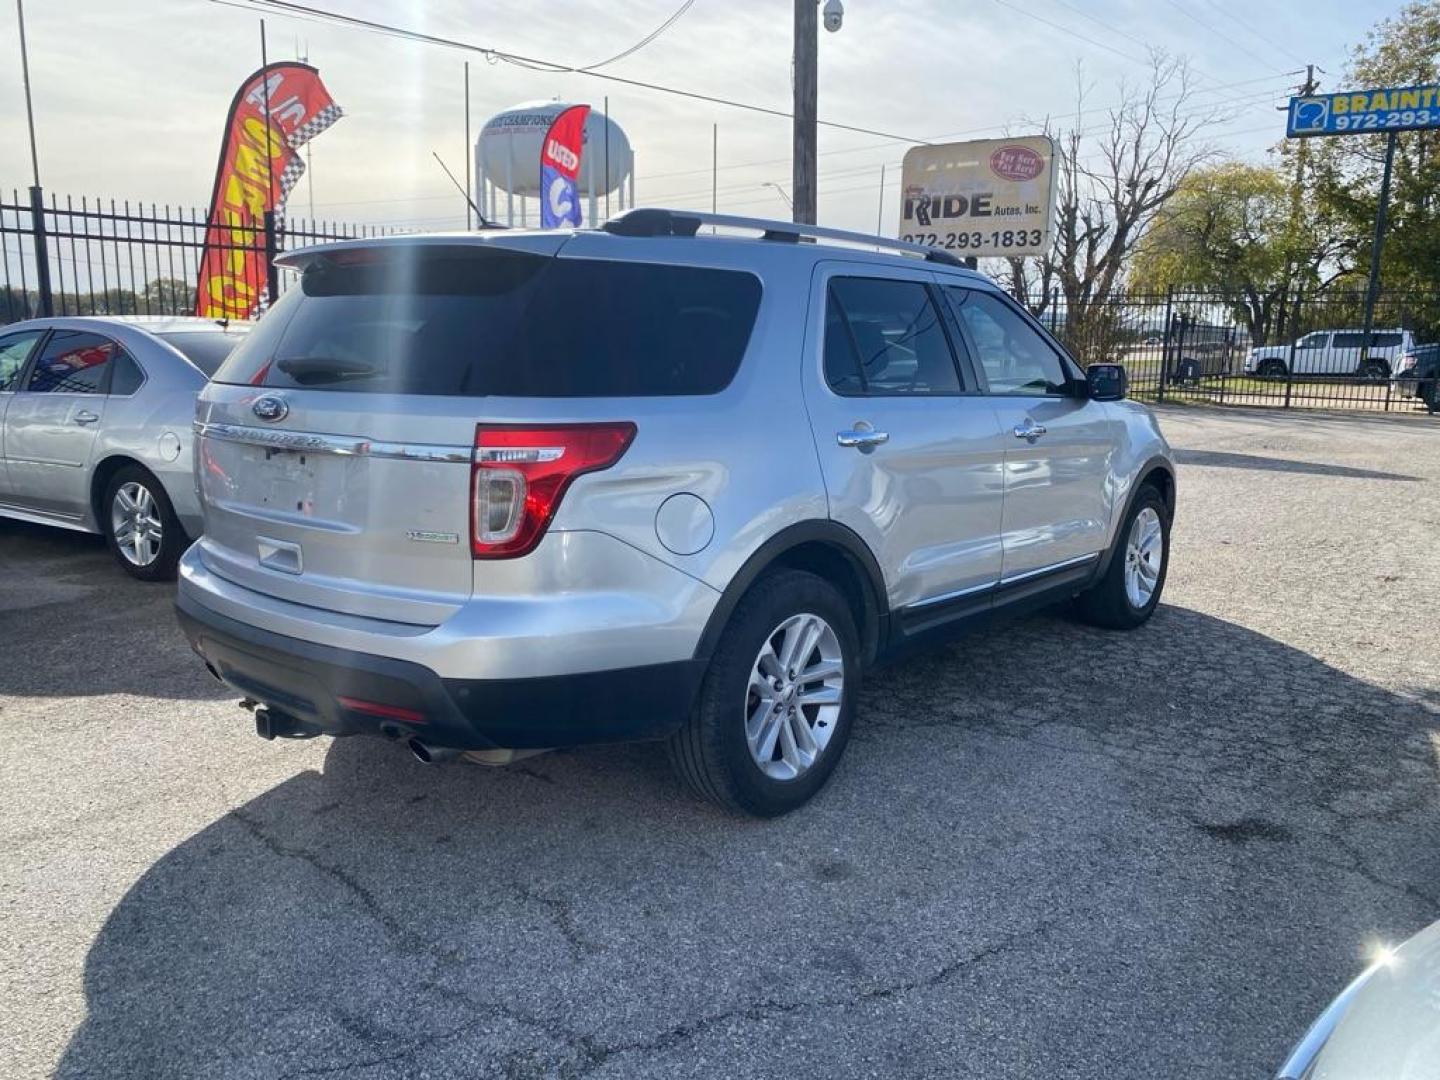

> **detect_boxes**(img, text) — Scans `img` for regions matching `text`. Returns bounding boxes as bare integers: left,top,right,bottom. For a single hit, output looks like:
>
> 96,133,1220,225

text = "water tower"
476,101,635,227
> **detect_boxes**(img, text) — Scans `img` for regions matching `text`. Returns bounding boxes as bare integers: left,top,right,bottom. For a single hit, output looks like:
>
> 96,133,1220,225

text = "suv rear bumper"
177,589,706,749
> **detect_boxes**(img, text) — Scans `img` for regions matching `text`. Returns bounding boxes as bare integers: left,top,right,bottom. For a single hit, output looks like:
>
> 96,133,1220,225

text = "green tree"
1312,0,1440,294
142,277,196,314
0,285,37,324
1130,162,1353,343
56,289,139,316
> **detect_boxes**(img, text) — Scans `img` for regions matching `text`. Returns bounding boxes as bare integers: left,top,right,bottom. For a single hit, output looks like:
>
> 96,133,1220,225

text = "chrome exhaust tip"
407,738,460,765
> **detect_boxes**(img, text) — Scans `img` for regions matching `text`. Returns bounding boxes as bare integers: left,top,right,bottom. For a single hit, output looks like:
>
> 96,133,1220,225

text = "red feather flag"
196,63,342,319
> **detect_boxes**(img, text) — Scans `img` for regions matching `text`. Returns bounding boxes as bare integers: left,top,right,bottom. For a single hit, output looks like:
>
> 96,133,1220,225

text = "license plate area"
211,442,363,525
256,447,320,515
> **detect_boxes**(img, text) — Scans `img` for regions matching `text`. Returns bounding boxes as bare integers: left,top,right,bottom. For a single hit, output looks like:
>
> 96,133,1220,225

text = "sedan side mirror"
1086,363,1128,402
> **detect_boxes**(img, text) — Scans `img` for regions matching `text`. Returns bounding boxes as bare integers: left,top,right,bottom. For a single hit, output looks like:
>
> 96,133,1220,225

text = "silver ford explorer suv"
177,209,1176,816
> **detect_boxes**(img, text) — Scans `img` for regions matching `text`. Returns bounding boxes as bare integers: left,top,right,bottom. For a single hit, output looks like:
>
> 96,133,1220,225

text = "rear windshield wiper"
275,356,384,385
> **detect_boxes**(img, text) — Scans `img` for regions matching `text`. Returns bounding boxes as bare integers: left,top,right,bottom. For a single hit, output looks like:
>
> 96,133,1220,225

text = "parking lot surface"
2,406,1438,1079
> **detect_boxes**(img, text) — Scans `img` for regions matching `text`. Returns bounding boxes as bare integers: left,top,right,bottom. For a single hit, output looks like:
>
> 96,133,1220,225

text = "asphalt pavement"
2,405,1438,1079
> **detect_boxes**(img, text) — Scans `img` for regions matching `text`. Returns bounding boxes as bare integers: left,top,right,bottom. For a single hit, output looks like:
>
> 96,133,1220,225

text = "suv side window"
0,329,45,391
1332,332,1364,348
824,277,962,395
946,288,1068,396
1298,333,1328,349
25,330,120,394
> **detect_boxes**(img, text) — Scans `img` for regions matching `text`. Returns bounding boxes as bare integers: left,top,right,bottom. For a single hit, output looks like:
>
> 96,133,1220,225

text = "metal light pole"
17,0,40,189
464,61,472,229
16,0,53,315
1359,129,1398,373
763,182,793,210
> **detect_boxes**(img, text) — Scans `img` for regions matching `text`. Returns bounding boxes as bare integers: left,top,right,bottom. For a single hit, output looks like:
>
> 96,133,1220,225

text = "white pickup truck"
1244,329,1416,380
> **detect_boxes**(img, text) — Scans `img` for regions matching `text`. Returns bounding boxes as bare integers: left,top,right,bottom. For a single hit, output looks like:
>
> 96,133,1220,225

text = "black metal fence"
3,189,1437,416
1035,288,1439,415
0,186,400,324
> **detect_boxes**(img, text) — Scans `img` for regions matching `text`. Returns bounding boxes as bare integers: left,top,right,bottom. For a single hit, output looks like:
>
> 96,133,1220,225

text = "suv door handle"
837,429,890,449
1013,421,1047,440
73,410,100,425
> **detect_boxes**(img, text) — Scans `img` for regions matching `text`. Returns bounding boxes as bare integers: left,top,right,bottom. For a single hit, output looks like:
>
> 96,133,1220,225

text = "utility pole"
1283,64,1318,339
792,0,818,225
1278,63,1319,342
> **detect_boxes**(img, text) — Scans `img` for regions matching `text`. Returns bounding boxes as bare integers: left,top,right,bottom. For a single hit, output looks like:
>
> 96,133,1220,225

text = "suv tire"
1256,358,1287,379
1074,485,1170,630
102,465,187,581
669,569,859,817
1358,359,1389,382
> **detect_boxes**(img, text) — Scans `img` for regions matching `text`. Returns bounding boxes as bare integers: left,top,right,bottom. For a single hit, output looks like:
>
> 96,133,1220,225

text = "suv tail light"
471,422,637,559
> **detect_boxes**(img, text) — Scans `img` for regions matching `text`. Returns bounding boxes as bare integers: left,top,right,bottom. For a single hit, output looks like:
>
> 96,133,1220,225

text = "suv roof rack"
601,207,969,268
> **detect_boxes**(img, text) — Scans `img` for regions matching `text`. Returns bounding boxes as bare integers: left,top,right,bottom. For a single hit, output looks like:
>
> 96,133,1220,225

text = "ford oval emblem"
252,395,289,423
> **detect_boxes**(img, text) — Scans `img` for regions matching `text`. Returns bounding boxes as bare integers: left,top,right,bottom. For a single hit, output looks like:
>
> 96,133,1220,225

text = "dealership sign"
1287,84,1440,137
899,135,1056,258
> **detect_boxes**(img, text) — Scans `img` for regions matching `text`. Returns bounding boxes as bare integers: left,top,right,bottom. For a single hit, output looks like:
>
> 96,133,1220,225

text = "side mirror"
1086,362,1127,401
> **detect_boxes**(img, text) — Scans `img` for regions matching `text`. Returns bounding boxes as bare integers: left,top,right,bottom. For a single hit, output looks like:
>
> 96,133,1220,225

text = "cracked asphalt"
3,406,1438,1079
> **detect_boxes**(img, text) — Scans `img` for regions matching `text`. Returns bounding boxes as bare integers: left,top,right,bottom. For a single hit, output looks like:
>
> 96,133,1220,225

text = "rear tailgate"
195,235,568,626
195,388,479,625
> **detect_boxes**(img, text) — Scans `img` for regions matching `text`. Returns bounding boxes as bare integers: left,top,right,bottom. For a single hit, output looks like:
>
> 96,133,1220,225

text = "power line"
642,85,1294,202
638,71,1299,184
1160,0,1278,70
1193,0,1309,68
1040,0,1171,60
578,0,699,72
986,0,1151,69
206,0,938,146
293,78,1296,212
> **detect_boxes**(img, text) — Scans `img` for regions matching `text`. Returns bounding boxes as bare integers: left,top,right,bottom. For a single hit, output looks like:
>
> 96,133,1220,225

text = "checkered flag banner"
196,63,344,320
277,104,344,216
288,103,344,151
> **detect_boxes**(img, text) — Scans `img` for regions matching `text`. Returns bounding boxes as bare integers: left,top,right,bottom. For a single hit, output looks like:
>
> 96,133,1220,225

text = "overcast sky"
1,0,1402,236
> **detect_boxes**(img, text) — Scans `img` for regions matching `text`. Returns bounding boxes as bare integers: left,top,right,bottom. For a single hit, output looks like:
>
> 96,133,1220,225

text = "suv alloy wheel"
1075,485,1171,630
669,570,859,816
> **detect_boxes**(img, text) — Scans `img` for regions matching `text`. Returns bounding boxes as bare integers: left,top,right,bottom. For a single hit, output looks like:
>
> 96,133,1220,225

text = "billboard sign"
899,135,1055,258
1287,84,1440,138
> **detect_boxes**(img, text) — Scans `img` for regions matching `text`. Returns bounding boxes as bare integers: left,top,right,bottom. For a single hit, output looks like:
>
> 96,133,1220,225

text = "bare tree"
1003,54,1219,360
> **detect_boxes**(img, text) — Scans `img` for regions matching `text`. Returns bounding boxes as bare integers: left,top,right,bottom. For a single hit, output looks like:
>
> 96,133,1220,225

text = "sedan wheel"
111,481,164,569
102,465,185,580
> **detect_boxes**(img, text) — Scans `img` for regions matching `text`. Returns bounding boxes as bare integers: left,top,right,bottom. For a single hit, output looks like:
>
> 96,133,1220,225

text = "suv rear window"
213,246,762,397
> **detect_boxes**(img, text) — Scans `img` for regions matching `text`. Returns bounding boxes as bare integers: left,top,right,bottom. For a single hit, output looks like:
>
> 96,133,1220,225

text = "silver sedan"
0,316,250,579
